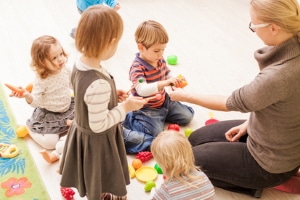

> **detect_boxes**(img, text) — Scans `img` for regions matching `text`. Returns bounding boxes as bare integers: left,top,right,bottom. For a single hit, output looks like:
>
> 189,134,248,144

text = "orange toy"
5,83,24,95
25,83,33,93
5,83,33,95
176,74,188,88
132,158,142,170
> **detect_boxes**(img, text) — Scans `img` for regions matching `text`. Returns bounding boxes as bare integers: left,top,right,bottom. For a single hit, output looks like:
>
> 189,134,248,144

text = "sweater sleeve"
226,67,289,112
84,79,126,133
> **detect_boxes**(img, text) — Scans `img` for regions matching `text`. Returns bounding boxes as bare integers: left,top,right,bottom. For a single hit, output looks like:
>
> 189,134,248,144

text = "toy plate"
135,166,158,182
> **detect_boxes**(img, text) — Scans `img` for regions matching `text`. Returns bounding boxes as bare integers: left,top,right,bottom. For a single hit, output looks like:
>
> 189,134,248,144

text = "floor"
0,0,299,199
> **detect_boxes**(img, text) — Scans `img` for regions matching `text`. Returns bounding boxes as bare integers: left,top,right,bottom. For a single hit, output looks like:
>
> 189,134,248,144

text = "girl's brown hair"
30,35,67,79
75,5,123,58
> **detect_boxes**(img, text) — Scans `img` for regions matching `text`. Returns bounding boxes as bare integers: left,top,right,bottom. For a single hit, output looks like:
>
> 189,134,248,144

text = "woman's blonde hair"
135,20,169,49
75,5,123,58
30,35,67,79
250,0,300,42
151,131,200,184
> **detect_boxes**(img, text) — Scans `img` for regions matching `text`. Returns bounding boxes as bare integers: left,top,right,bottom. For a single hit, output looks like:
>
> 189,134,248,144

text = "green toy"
154,163,163,174
167,55,178,65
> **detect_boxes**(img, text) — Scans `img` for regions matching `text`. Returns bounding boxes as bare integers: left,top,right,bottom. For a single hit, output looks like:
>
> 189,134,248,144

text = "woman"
169,0,300,197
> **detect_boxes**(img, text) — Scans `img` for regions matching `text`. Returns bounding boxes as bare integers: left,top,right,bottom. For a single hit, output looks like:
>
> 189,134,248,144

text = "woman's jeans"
189,120,299,192
122,95,194,154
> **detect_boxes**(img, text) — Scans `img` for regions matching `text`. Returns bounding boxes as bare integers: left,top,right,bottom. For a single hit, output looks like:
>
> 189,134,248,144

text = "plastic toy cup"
167,55,178,65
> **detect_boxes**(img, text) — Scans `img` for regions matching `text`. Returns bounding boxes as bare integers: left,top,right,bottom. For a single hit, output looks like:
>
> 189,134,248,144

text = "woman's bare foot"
40,149,59,163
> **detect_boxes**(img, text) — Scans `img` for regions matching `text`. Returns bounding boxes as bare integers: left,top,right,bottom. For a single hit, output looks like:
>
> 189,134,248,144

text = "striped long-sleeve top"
152,171,215,200
129,53,171,108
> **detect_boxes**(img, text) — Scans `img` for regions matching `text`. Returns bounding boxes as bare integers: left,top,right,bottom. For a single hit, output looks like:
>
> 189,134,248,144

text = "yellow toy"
0,143,19,158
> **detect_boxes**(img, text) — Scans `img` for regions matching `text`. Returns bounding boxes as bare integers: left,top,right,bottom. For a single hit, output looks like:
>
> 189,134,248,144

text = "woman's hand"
169,87,187,102
225,120,248,142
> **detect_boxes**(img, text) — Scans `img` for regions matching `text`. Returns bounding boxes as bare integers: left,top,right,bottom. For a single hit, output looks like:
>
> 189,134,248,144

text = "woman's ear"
271,24,281,35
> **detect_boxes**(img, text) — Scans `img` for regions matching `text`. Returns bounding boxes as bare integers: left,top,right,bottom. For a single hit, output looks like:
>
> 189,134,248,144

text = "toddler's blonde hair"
151,131,200,184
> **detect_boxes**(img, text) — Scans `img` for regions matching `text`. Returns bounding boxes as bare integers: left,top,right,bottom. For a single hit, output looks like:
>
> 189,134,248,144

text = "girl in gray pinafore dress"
59,66,130,199
59,6,147,199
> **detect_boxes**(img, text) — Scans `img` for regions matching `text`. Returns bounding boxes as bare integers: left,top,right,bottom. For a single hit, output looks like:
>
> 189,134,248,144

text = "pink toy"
145,93,162,101
274,170,300,194
205,112,219,125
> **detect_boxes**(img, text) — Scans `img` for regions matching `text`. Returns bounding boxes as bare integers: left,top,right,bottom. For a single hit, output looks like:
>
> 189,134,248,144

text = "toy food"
4,83,24,95
128,164,136,178
167,123,180,132
132,158,142,170
0,143,19,158
25,83,33,93
184,128,193,137
154,163,163,174
144,180,156,192
16,125,28,138
176,74,188,88
60,187,75,200
205,112,219,125
167,55,178,65
136,151,153,162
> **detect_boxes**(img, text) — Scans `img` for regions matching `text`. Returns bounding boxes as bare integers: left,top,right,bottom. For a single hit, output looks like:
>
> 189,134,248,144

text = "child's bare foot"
40,149,59,163
66,120,72,126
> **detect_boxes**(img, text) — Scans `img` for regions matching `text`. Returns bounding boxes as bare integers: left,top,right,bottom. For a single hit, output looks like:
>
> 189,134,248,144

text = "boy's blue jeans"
122,95,194,153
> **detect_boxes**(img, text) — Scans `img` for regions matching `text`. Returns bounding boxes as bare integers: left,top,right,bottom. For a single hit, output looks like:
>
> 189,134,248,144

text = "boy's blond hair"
151,131,201,184
75,5,123,58
134,20,169,49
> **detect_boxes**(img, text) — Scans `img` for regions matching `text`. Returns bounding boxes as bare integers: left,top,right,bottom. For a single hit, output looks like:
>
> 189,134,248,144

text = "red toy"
274,170,300,194
167,124,180,132
60,187,75,200
136,151,153,162
205,112,219,125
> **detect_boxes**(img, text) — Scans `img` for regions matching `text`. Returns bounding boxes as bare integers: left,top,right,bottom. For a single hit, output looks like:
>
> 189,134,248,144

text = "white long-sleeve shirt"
30,66,71,112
